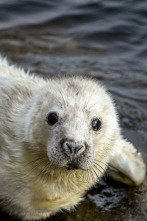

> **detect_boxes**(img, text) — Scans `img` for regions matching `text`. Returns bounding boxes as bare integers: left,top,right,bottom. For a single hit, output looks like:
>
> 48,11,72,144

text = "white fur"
0,57,146,220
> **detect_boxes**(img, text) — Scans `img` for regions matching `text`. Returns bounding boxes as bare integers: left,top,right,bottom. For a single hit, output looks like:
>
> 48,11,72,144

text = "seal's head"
26,77,119,171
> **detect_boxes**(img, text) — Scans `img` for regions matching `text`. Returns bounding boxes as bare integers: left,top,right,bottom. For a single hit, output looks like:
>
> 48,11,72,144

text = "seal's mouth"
66,163,78,170
65,162,89,171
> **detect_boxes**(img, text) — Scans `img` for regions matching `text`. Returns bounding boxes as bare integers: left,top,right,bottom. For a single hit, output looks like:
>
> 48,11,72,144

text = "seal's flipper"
106,137,146,186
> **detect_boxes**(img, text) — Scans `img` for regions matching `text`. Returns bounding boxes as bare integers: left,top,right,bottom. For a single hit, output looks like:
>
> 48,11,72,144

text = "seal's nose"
63,142,85,156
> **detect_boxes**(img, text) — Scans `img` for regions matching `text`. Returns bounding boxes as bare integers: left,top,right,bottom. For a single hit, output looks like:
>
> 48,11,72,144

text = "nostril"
66,143,73,154
75,145,84,154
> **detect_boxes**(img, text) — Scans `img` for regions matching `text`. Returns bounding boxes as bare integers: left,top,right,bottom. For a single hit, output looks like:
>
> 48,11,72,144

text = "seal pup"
0,57,146,220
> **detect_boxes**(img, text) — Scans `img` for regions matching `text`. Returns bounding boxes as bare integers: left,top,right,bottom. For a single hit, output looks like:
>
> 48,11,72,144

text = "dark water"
0,0,146,221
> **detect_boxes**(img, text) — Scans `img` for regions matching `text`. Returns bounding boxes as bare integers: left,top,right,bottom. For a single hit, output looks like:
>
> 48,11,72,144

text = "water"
0,1,146,221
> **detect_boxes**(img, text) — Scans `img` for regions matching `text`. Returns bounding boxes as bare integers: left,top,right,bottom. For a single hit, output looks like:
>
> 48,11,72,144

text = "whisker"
58,88,67,108
39,162,51,184
88,98,107,110
24,157,50,180
26,158,49,172
54,81,67,108
92,166,100,180
25,156,48,167
94,159,108,167
103,105,112,113
94,162,105,172
88,169,92,183
54,97,63,107
84,90,95,109
90,167,97,183
93,164,103,175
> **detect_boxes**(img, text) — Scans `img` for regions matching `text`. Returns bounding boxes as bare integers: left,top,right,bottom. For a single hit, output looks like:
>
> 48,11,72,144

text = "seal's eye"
91,118,101,131
47,112,58,126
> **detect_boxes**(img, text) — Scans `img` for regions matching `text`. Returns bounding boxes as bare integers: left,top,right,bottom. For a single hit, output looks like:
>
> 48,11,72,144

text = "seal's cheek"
47,146,68,168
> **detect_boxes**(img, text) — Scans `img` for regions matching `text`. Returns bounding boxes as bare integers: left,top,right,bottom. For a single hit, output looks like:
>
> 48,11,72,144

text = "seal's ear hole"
91,118,101,131
47,112,58,126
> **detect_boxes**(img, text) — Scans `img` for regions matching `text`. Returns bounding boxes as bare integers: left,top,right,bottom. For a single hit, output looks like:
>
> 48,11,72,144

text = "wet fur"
0,58,146,220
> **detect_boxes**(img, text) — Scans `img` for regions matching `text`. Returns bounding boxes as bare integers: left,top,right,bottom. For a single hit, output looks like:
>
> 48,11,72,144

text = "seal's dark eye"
91,118,101,131
47,112,58,126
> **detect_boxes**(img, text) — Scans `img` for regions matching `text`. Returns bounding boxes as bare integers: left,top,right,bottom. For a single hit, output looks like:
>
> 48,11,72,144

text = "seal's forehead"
51,78,111,114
